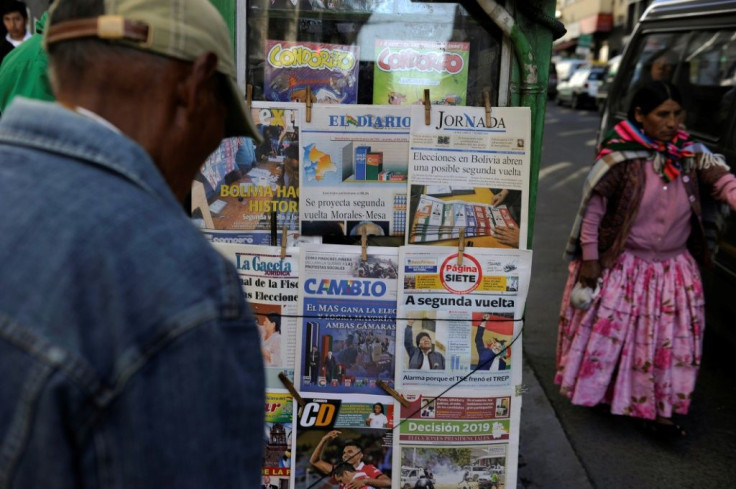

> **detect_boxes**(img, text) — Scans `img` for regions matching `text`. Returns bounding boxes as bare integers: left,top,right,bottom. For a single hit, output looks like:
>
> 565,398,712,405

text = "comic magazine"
372,39,470,106
264,40,360,104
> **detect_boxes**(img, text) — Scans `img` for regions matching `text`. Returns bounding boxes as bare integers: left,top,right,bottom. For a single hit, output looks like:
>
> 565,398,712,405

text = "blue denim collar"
0,98,181,212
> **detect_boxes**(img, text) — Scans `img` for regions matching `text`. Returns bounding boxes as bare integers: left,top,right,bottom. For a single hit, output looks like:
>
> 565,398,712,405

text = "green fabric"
0,12,53,113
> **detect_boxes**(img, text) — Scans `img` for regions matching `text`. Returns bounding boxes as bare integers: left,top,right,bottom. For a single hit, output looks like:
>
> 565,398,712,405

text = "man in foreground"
0,0,264,487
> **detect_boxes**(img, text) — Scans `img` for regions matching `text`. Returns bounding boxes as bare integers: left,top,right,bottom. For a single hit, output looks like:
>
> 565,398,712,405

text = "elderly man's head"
44,0,259,201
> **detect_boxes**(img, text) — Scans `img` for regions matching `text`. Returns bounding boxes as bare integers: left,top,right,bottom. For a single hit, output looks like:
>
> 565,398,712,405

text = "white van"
598,0,736,346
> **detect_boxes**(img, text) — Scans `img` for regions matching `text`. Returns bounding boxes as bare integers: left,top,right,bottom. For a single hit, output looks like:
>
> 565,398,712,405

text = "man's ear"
178,51,219,112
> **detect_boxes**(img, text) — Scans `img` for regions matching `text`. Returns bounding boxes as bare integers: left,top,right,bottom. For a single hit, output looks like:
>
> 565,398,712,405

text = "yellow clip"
280,225,287,260
483,91,492,127
361,227,367,262
306,86,313,123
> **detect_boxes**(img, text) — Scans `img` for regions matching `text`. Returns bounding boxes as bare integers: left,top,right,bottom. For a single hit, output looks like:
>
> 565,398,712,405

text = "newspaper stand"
196,1,564,488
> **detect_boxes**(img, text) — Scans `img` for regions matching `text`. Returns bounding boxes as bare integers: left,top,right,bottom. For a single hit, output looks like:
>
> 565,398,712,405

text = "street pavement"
516,103,736,488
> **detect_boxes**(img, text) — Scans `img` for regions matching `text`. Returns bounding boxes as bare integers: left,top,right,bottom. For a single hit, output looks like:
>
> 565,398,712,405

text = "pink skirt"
555,250,705,420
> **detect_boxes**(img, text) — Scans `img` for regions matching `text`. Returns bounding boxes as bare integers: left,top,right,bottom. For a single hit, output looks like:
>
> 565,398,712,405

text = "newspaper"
298,105,412,238
193,102,302,246
396,246,531,393
293,396,394,489
263,392,294,489
213,243,299,389
295,244,399,396
406,105,531,249
394,392,518,489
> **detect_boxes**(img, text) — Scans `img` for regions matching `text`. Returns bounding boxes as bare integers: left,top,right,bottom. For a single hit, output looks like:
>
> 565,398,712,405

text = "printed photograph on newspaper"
405,105,531,249
396,246,531,392
192,102,301,246
213,243,299,389
298,104,412,238
263,392,294,489
264,40,359,104
392,392,517,489
293,396,394,489
296,244,398,396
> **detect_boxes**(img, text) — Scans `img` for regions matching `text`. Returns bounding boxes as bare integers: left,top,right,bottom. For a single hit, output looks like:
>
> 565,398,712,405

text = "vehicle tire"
556,94,563,106
571,94,580,110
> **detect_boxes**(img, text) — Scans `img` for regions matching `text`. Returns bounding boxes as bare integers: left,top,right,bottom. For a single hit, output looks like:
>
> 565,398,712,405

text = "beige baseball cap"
45,0,261,141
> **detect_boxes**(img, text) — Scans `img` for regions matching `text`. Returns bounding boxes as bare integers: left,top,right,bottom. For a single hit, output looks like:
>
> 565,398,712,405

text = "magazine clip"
306,86,313,123
423,89,431,125
280,225,288,260
361,227,368,262
278,372,305,407
246,84,253,109
483,90,492,126
377,380,410,408
457,228,466,266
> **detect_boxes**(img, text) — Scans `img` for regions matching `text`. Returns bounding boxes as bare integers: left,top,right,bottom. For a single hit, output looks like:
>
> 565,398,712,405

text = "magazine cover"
372,40,470,106
293,396,393,489
263,392,294,489
264,40,360,104
192,102,301,246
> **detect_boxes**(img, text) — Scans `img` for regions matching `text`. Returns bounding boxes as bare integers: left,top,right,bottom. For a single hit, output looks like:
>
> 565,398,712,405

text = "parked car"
595,54,622,112
554,58,587,83
556,66,605,109
597,0,736,347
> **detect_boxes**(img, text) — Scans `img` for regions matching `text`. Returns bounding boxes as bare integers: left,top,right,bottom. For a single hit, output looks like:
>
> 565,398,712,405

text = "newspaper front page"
293,396,394,489
406,106,531,249
214,243,299,389
299,105,412,238
295,244,399,396
194,102,302,246
395,392,519,489
396,246,531,393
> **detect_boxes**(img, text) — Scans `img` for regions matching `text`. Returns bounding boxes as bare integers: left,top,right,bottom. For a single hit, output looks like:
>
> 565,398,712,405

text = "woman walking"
555,81,736,435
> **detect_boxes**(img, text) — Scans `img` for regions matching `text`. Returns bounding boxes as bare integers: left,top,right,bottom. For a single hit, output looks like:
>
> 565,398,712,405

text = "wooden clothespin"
361,227,367,262
483,91,491,127
246,84,253,109
423,89,431,125
377,380,410,408
306,86,313,123
280,225,288,260
457,228,466,266
278,372,305,407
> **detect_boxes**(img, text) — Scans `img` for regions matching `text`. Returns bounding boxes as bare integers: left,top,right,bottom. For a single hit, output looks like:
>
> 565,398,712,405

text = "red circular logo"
439,253,482,294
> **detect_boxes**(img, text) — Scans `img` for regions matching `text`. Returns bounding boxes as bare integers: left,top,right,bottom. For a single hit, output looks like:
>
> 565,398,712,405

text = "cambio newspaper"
406,105,531,248
396,245,532,392
295,244,399,396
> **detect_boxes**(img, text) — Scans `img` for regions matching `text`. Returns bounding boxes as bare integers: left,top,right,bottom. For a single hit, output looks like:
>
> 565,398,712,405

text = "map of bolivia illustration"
303,143,337,181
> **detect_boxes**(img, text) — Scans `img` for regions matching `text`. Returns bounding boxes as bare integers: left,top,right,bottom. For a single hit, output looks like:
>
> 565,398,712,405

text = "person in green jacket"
0,11,54,114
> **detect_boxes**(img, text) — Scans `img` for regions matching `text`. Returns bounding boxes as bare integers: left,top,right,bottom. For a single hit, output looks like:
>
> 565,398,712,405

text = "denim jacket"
0,99,264,488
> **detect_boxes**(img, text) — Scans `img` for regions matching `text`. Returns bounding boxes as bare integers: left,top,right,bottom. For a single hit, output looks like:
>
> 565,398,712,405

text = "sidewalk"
517,360,593,489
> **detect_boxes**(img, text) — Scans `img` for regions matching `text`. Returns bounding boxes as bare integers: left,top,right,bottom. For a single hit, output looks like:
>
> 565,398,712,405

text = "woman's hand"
579,260,601,288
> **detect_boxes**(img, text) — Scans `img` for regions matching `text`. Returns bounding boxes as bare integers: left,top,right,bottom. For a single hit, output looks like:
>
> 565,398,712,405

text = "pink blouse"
581,161,736,262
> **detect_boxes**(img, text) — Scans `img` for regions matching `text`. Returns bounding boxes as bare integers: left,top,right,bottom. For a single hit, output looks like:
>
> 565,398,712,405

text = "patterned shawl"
596,120,695,183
